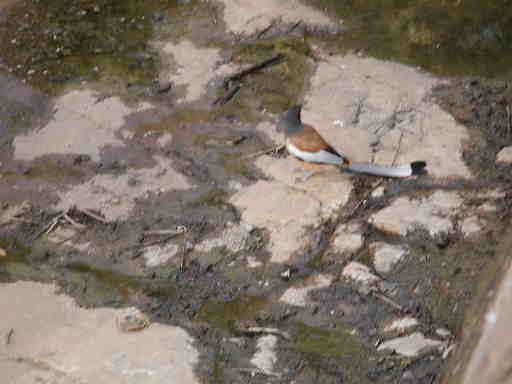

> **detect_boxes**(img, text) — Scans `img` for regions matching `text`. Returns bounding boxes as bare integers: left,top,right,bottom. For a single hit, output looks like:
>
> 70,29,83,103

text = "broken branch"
78,208,109,224
241,144,285,159
213,84,241,106
223,54,285,87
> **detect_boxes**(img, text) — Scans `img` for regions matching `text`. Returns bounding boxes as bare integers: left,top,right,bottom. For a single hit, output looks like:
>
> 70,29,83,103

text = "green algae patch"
24,159,85,181
294,322,372,384
308,0,512,79
294,321,367,359
0,0,182,94
230,37,313,113
197,295,268,330
193,188,228,208
0,237,54,282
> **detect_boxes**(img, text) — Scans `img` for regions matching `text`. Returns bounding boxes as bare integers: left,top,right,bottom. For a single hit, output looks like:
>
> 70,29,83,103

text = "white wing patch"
286,141,345,165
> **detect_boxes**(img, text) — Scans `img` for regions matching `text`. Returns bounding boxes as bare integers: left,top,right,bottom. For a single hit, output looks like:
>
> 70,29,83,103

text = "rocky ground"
1,1,512,384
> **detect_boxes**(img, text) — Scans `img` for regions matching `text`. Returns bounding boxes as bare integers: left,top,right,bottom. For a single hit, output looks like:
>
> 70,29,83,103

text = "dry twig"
78,208,109,224
223,54,285,87
5,328,14,345
242,144,285,159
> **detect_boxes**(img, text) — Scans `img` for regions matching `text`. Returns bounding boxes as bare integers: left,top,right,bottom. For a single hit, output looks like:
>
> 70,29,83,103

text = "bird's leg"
294,162,336,182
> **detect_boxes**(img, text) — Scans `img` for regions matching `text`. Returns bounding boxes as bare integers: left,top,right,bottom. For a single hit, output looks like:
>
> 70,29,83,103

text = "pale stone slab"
370,242,407,274
378,332,445,357
55,155,190,221
342,262,380,286
158,40,234,103
332,223,364,254
254,155,353,217
219,0,337,35
370,191,464,236
460,216,483,237
382,317,419,334
195,223,252,253
251,335,279,376
280,274,332,307
303,53,472,179
0,282,200,384
143,242,181,268
496,146,512,163
230,180,323,263
14,89,150,162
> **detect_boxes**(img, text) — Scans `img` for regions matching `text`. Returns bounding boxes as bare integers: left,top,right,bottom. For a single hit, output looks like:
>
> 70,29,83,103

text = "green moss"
231,37,313,112
0,237,31,265
0,0,184,94
193,188,228,208
220,152,252,178
65,262,144,301
308,0,512,78
197,295,268,330
0,237,54,282
294,322,372,384
24,159,84,181
294,321,367,359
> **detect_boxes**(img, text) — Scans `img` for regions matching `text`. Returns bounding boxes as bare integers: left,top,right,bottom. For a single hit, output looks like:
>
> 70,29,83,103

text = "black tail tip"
410,161,427,175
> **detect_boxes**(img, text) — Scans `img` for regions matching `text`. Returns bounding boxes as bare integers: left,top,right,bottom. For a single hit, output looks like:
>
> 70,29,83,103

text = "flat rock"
370,242,407,274
14,89,151,162
370,191,464,236
55,155,190,221
303,53,472,179
230,180,323,263
377,332,445,357
251,335,279,376
255,155,353,217
279,274,332,307
143,242,181,268
332,222,364,255
0,282,199,384
219,0,337,35
460,216,483,237
496,145,512,163
382,316,419,334
157,39,234,103
195,223,252,253
342,262,380,287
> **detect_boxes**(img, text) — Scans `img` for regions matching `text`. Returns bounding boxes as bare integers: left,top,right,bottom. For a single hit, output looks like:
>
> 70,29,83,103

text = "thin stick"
373,292,403,311
256,20,276,39
5,328,14,345
242,144,285,159
63,212,87,229
391,131,404,166
287,19,302,34
237,326,291,340
144,229,185,236
232,367,280,377
507,104,511,139
34,212,65,239
142,235,178,248
78,208,109,224
213,84,241,106
223,54,285,86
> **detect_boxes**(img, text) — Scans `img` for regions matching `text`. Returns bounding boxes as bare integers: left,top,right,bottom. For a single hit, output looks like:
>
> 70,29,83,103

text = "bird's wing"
289,125,347,160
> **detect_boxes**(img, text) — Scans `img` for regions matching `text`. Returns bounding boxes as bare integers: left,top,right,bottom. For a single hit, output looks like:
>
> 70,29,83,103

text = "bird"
278,105,426,178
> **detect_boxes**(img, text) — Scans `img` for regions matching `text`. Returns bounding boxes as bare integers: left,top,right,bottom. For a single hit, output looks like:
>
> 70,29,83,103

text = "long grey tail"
346,161,427,178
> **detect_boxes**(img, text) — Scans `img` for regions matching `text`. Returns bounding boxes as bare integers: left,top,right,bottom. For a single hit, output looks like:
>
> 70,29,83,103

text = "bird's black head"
280,105,303,135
